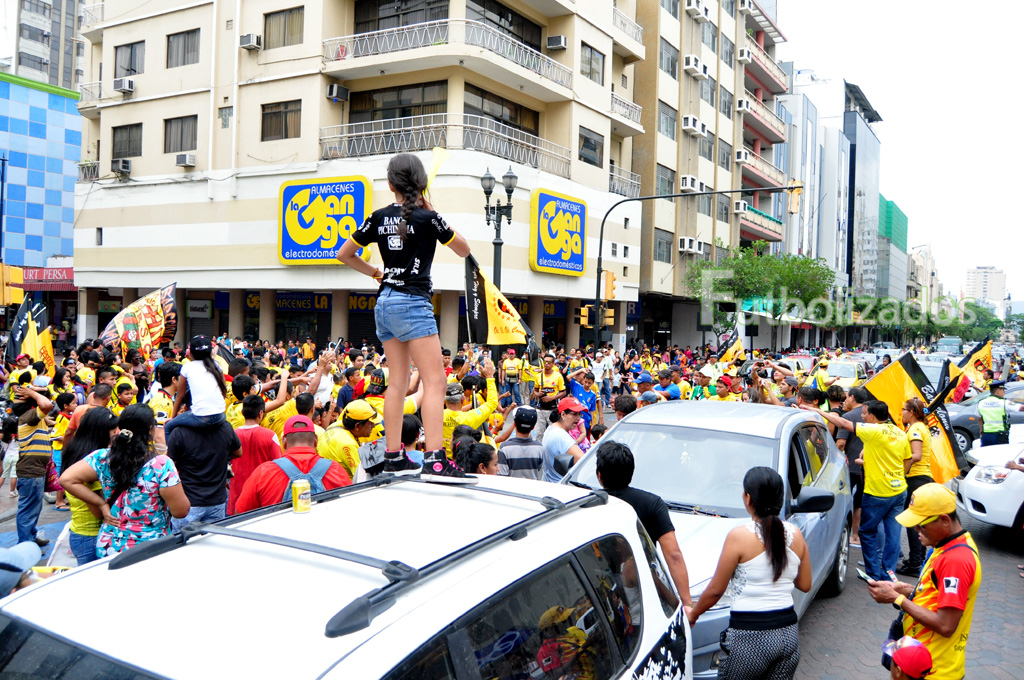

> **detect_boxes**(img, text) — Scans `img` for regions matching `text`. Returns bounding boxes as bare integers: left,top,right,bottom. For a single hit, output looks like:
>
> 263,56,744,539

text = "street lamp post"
481,167,517,288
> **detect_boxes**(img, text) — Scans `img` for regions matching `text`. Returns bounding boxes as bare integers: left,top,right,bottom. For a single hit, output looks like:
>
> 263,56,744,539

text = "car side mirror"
791,486,834,514
553,453,574,478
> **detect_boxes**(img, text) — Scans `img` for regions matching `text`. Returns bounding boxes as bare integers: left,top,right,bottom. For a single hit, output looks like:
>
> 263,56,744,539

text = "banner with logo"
719,328,746,363
957,337,991,391
529,189,587,276
465,255,532,347
278,176,373,265
98,284,178,359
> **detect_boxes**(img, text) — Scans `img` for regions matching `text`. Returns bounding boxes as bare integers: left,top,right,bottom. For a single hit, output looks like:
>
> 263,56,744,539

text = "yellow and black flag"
3,298,55,377
864,352,964,483
958,337,992,389
719,328,746,363
465,255,535,350
928,358,965,407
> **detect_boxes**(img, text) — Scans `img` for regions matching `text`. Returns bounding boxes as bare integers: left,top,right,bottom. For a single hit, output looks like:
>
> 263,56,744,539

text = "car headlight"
975,466,1010,484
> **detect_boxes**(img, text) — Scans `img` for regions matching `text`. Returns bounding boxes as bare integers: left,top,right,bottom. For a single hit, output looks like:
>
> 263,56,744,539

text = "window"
623,217,629,229
466,0,542,51
95,228,103,246
719,86,734,120
465,83,537,133
167,29,200,68
656,164,675,199
164,115,198,153
219,106,233,128
721,35,735,69
637,520,680,616
697,194,712,216
657,101,677,140
20,0,50,17
659,39,678,79
112,123,143,158
611,242,618,257
579,127,604,167
702,21,717,53
261,100,301,141
351,81,448,123
20,24,50,45
573,536,643,661
721,0,736,17
355,0,449,34
717,192,730,222
621,74,627,88
718,138,732,171
264,7,304,49
700,75,716,107
654,229,673,263
698,130,714,161
17,52,48,71
623,265,629,276
660,0,679,19
623,245,630,257
114,41,145,78
580,43,605,85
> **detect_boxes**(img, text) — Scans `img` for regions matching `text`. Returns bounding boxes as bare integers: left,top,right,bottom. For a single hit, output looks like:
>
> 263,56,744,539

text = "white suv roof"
2,476,630,679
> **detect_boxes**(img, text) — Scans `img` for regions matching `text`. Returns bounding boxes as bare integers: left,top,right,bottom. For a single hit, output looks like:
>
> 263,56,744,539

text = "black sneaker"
421,451,477,485
896,561,922,576
382,450,421,477
34,535,50,547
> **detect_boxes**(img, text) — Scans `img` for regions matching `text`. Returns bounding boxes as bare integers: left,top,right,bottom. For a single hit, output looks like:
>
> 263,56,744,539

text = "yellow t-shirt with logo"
674,379,692,400
857,422,911,497
709,391,740,402
535,370,565,406
502,359,524,384
262,400,298,443
50,413,70,452
905,421,933,479
148,390,174,425
317,424,361,478
364,394,417,442
226,401,245,429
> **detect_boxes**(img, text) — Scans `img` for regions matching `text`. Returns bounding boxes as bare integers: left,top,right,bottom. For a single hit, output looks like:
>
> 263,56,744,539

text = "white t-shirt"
541,426,576,484
180,360,226,416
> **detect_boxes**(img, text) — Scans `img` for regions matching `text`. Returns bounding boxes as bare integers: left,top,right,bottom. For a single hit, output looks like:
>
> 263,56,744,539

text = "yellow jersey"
50,412,70,452
317,424,361,479
858,422,911,497
262,400,298,443
442,377,498,455
905,421,933,479
148,390,174,425
363,394,418,442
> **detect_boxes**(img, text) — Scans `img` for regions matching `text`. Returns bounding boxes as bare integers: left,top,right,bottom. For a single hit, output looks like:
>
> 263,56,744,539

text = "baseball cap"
513,406,538,427
189,335,211,353
784,376,800,387
557,397,588,413
0,541,42,596
897,483,956,527
283,415,317,440
717,375,732,389
990,380,1006,389
445,382,465,398
507,348,516,356
637,372,653,384
639,391,659,404
669,364,681,373
595,351,603,358
699,365,716,378
365,368,387,396
342,399,377,422
15,353,30,362
887,637,932,679
538,605,575,629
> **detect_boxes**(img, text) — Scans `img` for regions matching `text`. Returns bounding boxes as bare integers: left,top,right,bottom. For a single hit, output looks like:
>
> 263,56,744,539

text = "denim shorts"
374,287,438,343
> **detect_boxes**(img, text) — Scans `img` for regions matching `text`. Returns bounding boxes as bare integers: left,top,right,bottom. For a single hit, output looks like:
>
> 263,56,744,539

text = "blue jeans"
374,287,438,342
506,381,524,406
601,378,613,407
69,531,100,565
163,411,226,440
16,476,45,543
171,502,227,533
859,491,906,581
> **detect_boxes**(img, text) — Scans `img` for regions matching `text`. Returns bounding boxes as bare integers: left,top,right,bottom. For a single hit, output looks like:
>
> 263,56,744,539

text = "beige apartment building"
72,0,646,350
631,0,787,346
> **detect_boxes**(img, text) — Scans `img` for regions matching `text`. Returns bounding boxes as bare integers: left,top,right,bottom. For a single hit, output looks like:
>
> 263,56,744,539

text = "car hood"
668,511,748,590
967,444,1022,468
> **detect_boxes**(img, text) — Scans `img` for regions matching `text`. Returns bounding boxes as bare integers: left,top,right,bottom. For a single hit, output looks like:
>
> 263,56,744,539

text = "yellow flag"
958,338,991,388
426,147,449,192
21,317,56,378
720,329,745,363
465,255,527,345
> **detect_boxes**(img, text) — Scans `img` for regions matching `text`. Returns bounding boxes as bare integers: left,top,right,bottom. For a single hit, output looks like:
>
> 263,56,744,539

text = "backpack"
273,457,333,503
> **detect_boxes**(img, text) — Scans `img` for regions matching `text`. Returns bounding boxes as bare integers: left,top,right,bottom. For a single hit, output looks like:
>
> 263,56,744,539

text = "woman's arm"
159,483,191,519
791,527,813,592
336,239,382,279
688,529,742,625
906,439,923,474
59,460,121,527
445,232,471,258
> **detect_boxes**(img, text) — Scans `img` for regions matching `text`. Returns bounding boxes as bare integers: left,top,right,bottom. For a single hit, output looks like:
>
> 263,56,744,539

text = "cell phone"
856,568,871,582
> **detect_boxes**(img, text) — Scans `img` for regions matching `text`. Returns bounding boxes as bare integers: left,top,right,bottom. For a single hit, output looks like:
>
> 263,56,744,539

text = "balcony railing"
610,92,642,124
612,8,643,43
741,205,784,237
744,90,786,139
82,3,103,25
609,166,641,198
78,160,99,182
320,113,571,178
323,20,573,90
78,81,101,102
744,33,788,91
748,150,785,185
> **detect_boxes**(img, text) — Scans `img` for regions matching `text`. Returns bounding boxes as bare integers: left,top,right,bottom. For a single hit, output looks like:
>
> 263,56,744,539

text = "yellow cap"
538,605,574,629
896,483,956,527
342,399,377,422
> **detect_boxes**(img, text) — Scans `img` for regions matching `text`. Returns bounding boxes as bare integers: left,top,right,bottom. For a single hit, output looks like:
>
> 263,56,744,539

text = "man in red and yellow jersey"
868,484,981,680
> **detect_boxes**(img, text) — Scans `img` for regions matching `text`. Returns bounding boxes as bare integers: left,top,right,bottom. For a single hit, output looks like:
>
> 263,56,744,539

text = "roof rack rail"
324,489,608,638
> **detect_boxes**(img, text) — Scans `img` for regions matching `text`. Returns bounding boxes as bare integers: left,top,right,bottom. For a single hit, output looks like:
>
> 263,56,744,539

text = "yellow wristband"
894,594,905,608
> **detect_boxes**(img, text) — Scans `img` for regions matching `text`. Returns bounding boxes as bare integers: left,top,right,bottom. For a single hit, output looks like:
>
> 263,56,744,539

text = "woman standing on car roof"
688,467,812,680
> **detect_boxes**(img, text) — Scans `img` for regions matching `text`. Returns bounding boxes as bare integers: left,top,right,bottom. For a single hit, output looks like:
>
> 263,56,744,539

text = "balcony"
744,34,787,94
609,165,641,198
611,8,644,64
742,91,786,144
323,20,572,103
320,113,571,178
740,149,785,188
740,205,783,242
609,92,643,136
81,3,103,42
77,81,101,118
77,160,99,182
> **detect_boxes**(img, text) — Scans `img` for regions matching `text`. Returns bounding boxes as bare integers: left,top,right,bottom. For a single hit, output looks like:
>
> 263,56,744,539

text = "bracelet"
370,267,381,279
893,594,905,610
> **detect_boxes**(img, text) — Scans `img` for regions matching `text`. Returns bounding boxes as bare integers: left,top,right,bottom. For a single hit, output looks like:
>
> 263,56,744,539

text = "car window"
1010,394,1024,406
573,535,643,662
787,430,811,499
636,520,680,617
808,425,830,480
385,637,456,680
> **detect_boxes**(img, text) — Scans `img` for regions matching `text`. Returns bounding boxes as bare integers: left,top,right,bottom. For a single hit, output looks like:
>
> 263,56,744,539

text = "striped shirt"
498,436,544,480
17,407,52,478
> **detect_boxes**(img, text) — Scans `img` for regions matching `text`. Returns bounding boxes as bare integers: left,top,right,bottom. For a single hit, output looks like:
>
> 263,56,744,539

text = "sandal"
1018,564,1024,570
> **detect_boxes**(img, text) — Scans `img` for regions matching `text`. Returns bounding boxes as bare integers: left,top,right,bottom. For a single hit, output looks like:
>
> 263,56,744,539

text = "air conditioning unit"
175,153,196,167
42,30,51,38
111,158,131,174
737,47,753,64
678,237,690,253
240,33,262,50
736,98,752,113
738,0,754,14
694,240,707,255
683,54,701,75
697,181,710,194
684,0,703,17
546,35,568,50
735,149,750,165
695,62,710,81
680,174,699,193
697,119,709,136
697,4,711,23
681,115,701,136
734,200,749,214
113,77,134,93
326,83,349,101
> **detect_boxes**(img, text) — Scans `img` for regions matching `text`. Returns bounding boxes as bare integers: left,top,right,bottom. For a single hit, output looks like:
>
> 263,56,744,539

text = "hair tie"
118,430,134,442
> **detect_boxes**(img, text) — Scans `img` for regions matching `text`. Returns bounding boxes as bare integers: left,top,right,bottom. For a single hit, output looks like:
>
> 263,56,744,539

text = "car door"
784,425,829,607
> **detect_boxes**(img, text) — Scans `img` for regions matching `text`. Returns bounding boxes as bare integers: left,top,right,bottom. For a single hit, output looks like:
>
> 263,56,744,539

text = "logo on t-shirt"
388,235,403,250
943,576,959,594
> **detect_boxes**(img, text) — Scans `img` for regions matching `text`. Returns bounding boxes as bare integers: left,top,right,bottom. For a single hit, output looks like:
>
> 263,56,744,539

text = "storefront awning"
12,267,77,292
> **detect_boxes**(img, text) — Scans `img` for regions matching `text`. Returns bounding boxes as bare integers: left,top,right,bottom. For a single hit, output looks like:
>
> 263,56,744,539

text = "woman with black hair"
454,442,499,476
688,467,811,680
60,404,190,558
59,407,119,564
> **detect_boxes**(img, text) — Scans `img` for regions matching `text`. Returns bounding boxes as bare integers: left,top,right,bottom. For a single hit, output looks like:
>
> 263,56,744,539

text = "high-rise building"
778,70,820,259
842,82,881,299
965,266,1006,319
877,194,907,302
1,0,85,91
72,0,645,349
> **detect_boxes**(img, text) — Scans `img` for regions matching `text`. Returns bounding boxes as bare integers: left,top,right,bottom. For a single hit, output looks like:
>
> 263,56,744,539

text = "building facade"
1,0,85,90
73,0,646,351
842,83,881,300
778,76,819,258
877,193,907,302
965,266,1006,320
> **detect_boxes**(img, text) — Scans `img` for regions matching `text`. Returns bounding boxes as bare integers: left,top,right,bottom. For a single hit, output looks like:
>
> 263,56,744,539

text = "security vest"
977,396,1008,433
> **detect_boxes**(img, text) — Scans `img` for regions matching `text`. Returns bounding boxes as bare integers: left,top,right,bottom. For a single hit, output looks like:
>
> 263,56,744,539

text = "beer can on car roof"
291,479,311,513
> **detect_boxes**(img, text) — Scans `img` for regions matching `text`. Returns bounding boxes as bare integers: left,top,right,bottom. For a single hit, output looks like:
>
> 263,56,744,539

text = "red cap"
893,643,932,678
557,397,588,413
507,349,516,356
717,375,732,389
283,415,317,440
16,353,30,362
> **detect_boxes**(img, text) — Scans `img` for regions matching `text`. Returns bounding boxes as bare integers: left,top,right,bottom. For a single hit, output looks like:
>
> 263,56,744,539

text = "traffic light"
576,305,593,327
787,180,803,215
602,307,615,327
604,270,617,300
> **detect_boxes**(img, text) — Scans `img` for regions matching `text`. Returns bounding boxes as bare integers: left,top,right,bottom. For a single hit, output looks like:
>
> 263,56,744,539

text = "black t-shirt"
351,204,455,299
836,407,865,474
609,486,675,541
166,421,241,506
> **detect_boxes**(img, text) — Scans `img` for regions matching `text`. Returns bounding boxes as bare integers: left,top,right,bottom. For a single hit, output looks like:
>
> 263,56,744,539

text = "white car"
953,443,1024,532
0,475,693,680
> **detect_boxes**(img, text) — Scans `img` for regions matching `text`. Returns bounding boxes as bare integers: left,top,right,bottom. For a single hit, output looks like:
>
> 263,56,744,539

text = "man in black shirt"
596,441,692,608
167,420,242,530
836,386,868,547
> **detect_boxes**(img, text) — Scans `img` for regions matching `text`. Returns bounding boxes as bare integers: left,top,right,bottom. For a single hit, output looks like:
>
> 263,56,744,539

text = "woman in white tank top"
687,467,813,680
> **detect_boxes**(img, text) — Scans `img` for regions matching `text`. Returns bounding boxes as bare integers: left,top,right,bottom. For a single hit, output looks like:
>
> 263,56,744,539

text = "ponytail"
744,466,788,581
105,405,157,509
386,153,429,244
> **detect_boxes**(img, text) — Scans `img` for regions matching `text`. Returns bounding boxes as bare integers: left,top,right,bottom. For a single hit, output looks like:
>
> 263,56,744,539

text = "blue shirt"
541,426,576,483
654,382,681,400
569,379,597,429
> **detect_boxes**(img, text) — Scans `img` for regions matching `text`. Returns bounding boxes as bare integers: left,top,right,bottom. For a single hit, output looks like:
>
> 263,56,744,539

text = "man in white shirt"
594,351,614,409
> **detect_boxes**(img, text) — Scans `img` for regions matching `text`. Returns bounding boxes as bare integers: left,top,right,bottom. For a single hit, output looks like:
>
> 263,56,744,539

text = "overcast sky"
775,0,1022,304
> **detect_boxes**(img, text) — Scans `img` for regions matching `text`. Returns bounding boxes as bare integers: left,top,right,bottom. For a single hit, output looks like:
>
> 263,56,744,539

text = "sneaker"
382,450,421,477
34,535,50,547
420,452,478,485
8,491,17,498
896,561,922,576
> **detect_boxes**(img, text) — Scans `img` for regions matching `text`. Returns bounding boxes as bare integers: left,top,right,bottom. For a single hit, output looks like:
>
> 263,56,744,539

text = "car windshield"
786,356,814,372
827,364,857,378
567,423,777,517
919,363,943,385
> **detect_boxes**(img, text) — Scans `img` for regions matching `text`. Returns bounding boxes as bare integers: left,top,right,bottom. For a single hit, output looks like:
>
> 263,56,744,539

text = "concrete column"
528,295,544,342
565,297,581,350
121,288,138,308
173,286,187,345
259,289,276,341
228,290,244,339
611,300,628,355
77,288,99,342
439,290,460,350
331,290,349,341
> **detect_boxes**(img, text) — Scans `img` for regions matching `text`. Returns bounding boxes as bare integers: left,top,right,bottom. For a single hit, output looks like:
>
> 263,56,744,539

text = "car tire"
953,429,972,454
820,522,850,597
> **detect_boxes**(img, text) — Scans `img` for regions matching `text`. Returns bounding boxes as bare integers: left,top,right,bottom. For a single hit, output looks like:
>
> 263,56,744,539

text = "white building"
965,266,1007,319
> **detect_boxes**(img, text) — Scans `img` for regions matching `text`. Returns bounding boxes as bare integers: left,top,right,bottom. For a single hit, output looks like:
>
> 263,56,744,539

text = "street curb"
0,506,16,523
